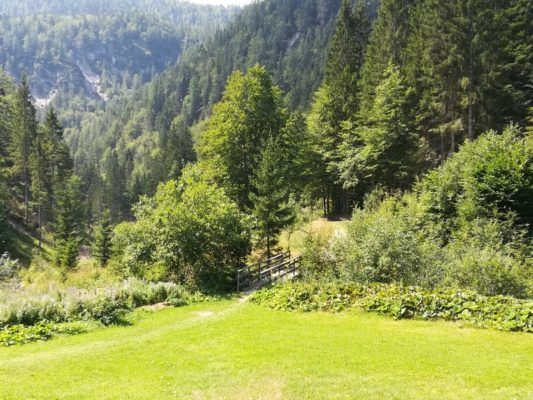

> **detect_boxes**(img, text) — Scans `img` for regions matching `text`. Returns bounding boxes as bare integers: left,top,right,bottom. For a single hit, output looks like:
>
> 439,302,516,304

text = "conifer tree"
91,210,113,267
9,75,37,222
405,0,512,159
165,115,196,180
45,107,73,219
54,175,83,269
30,125,53,250
250,138,295,258
341,64,420,192
358,0,417,116
0,179,9,253
308,0,370,214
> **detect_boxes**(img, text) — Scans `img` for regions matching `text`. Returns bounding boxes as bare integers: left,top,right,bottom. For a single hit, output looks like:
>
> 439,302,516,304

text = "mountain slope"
62,0,380,218
0,1,239,108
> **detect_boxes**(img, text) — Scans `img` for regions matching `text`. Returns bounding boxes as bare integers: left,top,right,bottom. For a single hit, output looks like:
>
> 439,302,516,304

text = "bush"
0,322,88,347
443,219,532,297
303,129,533,298
332,196,442,286
0,253,20,281
0,279,195,328
418,126,533,231
251,282,533,332
113,166,252,291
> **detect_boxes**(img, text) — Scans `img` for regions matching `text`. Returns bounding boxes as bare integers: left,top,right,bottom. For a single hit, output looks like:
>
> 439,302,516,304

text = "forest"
0,0,532,397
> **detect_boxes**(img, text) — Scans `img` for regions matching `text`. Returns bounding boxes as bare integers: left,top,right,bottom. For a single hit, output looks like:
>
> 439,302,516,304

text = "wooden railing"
237,252,301,292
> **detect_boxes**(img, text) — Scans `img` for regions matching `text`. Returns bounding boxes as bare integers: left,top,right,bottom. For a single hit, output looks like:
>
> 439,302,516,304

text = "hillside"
0,0,532,397
63,0,380,219
0,0,239,109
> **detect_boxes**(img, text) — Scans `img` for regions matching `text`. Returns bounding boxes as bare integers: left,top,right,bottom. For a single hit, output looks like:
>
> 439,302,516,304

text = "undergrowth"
250,281,533,332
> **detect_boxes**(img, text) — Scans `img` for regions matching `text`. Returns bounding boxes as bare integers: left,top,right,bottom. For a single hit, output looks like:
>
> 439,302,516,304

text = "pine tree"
0,178,9,253
405,0,511,159
250,138,295,258
45,107,73,221
91,210,113,267
54,175,83,269
165,116,196,180
502,0,533,126
30,125,52,250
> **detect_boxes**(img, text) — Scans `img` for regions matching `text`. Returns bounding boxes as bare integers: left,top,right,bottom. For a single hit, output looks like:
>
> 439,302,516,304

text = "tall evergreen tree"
340,64,420,192
502,0,533,127
0,178,9,253
405,0,512,159
30,125,53,250
164,115,196,180
54,175,83,269
250,138,295,258
91,209,113,267
9,75,37,222
358,0,418,116
308,0,370,214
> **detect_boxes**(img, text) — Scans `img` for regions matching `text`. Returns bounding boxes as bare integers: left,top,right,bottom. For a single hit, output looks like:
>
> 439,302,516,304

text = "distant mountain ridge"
0,1,239,105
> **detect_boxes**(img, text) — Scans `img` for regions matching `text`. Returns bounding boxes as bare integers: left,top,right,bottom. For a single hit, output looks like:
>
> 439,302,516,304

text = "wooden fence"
237,252,301,292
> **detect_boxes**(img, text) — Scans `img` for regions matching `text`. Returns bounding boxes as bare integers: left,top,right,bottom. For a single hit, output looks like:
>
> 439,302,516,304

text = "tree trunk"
24,165,29,222
467,8,475,141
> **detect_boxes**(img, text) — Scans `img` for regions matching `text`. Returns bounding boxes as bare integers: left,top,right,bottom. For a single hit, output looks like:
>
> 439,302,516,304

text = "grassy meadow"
1,299,531,399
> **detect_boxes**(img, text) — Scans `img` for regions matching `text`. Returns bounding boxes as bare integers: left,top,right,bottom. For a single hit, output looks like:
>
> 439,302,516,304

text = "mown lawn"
1,299,532,399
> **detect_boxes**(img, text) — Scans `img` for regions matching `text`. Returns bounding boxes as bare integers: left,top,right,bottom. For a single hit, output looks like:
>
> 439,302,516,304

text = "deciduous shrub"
302,128,532,298
113,166,252,291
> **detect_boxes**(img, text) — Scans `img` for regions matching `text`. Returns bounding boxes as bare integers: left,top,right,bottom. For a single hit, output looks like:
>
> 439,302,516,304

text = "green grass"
1,299,532,399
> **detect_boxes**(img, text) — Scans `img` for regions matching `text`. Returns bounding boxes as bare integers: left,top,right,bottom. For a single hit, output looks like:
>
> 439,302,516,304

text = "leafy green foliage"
307,0,371,214
0,182,9,252
304,128,532,298
113,166,251,290
418,126,533,229
0,279,194,329
0,322,88,347
199,65,286,209
340,63,421,192
0,253,20,280
251,282,533,332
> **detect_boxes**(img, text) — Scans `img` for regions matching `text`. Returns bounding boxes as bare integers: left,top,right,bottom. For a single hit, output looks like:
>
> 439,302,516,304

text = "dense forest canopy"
0,0,239,129
0,0,531,302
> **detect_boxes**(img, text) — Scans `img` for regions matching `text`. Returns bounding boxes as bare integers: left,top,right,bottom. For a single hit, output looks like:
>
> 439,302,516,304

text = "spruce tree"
250,138,295,258
358,0,417,116
341,64,420,191
9,75,37,222
308,0,370,214
405,0,512,159
0,179,9,253
54,175,83,269
91,210,113,267
30,126,53,250
165,115,196,180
